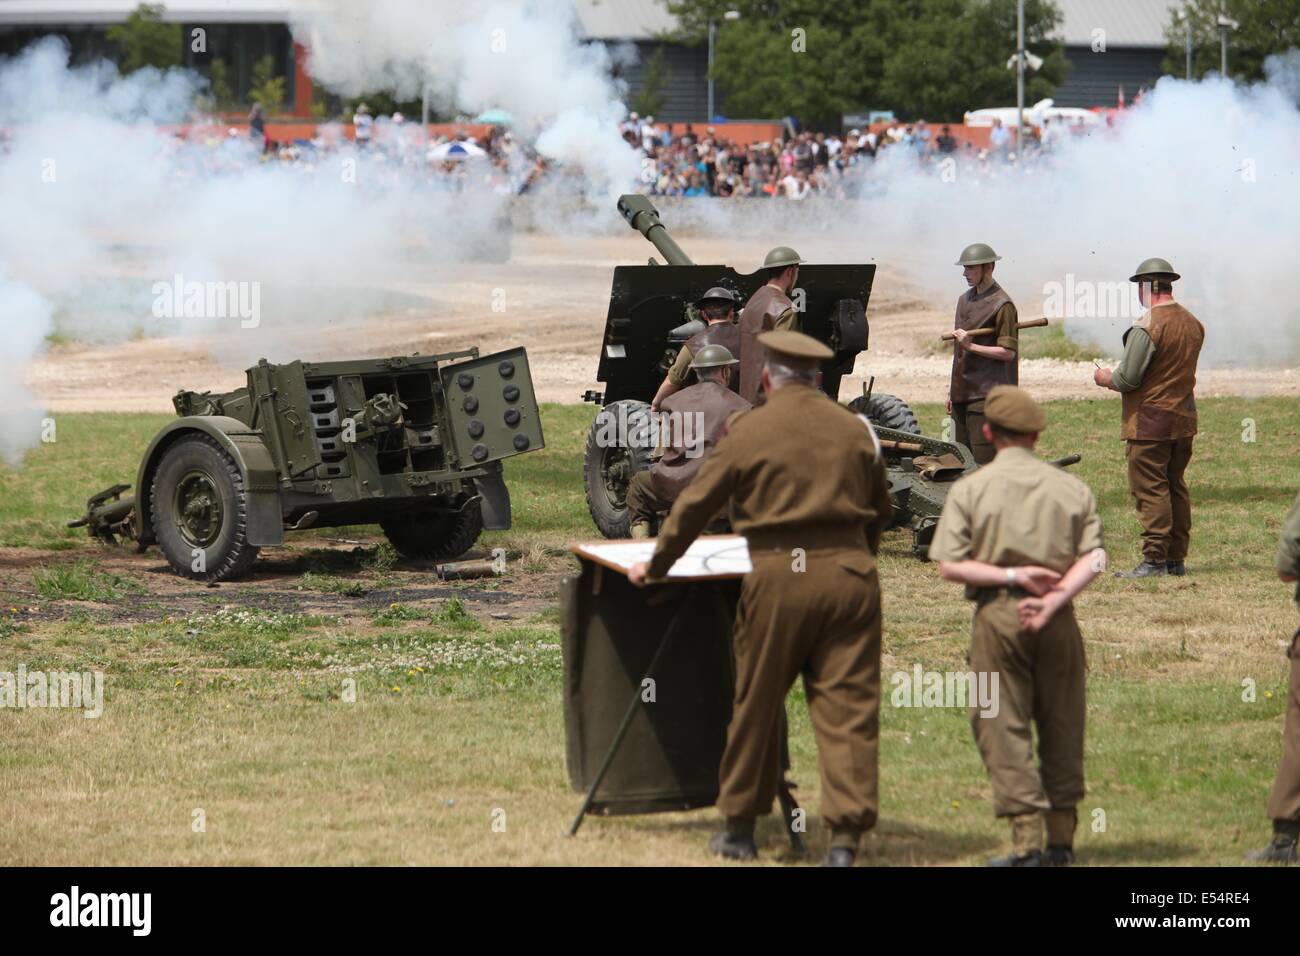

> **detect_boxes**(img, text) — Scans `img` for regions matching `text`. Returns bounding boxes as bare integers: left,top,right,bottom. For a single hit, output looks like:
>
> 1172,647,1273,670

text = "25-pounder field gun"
70,348,544,581
581,195,1079,556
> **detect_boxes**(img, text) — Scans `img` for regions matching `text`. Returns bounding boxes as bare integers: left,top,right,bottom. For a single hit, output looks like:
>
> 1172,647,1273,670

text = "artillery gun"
70,348,544,581
582,195,1077,557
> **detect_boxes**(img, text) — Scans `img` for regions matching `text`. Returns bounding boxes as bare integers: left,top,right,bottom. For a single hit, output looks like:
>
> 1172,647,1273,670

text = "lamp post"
707,10,741,123
1016,0,1025,159
1217,12,1239,78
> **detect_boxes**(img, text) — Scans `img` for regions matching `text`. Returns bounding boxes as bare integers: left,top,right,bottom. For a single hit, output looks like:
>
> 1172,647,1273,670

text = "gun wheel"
150,434,260,582
583,400,654,538
381,503,484,561
848,392,921,435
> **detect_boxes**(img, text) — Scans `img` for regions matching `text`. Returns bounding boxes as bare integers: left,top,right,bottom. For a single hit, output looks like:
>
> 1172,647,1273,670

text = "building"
0,0,306,110
1051,0,1180,108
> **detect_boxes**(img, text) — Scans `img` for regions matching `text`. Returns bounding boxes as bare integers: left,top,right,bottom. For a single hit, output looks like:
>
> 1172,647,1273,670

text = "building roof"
1052,0,1180,49
0,0,297,24
571,0,677,40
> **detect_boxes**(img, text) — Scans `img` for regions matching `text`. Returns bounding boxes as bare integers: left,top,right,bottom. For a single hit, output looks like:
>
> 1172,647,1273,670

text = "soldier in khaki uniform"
948,243,1019,465
626,345,751,538
1248,491,1300,864
651,287,742,410
930,385,1106,866
737,247,804,406
628,330,893,867
1094,258,1205,578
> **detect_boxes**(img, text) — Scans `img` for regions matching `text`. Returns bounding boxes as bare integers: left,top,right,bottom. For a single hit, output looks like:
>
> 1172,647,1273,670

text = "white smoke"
292,0,639,199
0,269,53,466
0,36,516,465
792,63,1300,366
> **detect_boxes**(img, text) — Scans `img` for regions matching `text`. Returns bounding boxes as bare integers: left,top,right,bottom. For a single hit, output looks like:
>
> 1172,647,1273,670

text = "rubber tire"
150,434,260,582
847,392,921,435
380,503,484,561
584,400,655,539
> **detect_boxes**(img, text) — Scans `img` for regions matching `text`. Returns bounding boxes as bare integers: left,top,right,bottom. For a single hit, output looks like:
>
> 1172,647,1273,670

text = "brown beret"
983,385,1046,433
757,329,833,363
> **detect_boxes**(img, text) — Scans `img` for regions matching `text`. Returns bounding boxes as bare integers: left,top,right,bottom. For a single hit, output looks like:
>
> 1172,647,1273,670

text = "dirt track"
26,231,1300,411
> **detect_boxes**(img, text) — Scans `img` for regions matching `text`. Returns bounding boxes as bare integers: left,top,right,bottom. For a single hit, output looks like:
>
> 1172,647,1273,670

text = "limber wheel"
847,392,922,435
150,434,260,581
381,503,484,561
583,400,654,539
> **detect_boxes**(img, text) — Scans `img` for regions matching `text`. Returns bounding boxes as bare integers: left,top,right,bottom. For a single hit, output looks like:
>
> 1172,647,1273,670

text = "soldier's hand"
951,328,970,349
1092,366,1114,389
628,562,650,587
1016,565,1062,596
1017,591,1064,633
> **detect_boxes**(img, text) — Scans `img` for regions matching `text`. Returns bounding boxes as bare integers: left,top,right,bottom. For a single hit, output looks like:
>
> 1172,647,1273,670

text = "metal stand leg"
567,593,692,837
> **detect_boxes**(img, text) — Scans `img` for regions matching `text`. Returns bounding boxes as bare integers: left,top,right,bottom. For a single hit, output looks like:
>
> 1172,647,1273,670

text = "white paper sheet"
573,535,751,579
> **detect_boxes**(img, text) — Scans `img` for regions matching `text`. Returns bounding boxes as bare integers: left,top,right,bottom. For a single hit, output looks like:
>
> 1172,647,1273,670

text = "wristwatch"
1006,567,1017,585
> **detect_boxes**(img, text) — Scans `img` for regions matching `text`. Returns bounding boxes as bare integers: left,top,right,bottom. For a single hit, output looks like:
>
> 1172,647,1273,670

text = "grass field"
1,397,1298,865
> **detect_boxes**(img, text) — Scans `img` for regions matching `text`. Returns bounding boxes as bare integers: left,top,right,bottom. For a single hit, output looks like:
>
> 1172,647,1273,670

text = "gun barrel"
617,194,694,266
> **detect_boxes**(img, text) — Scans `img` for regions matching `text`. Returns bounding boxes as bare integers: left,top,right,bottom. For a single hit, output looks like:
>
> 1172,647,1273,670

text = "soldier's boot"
1043,808,1077,866
987,812,1044,867
708,817,758,861
1166,560,1187,576
1245,820,1299,864
1114,560,1167,579
629,521,652,540
821,826,860,868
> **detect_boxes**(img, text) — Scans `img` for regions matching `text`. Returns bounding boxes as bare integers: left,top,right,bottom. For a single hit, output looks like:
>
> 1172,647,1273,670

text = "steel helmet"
694,286,740,308
690,344,739,369
955,243,1001,266
762,246,805,269
1128,257,1180,283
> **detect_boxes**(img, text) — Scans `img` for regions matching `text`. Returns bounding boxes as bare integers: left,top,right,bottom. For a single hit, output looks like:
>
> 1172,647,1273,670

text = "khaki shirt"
929,445,1103,574
1277,490,1300,607
647,383,892,579
667,344,695,387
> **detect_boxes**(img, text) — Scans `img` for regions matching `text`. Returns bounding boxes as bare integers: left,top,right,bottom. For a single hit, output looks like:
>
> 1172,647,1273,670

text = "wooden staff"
880,438,925,453
941,317,1050,341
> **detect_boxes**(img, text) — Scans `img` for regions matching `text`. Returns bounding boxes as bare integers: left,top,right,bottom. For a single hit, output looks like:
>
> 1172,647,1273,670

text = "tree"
1163,0,1300,82
631,47,671,117
106,3,181,73
207,58,235,110
666,0,1067,124
248,55,286,112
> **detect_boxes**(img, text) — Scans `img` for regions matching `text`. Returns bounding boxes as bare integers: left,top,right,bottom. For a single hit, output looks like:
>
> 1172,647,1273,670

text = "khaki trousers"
953,401,994,465
968,593,1086,817
1268,630,1300,822
718,547,882,831
1125,438,1194,563
624,471,673,528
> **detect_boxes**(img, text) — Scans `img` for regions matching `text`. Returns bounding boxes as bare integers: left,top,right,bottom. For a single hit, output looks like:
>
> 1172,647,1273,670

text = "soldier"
930,385,1105,867
1247,491,1300,864
628,330,892,867
1093,258,1205,578
948,243,1019,465
737,247,804,406
626,345,751,539
651,287,742,410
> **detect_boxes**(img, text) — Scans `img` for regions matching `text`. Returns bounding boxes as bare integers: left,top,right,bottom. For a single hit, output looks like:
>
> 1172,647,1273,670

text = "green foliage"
295,572,369,597
668,0,1067,123
105,3,181,74
1162,0,1300,82
207,57,236,110
631,47,671,117
248,54,286,111
33,561,145,602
